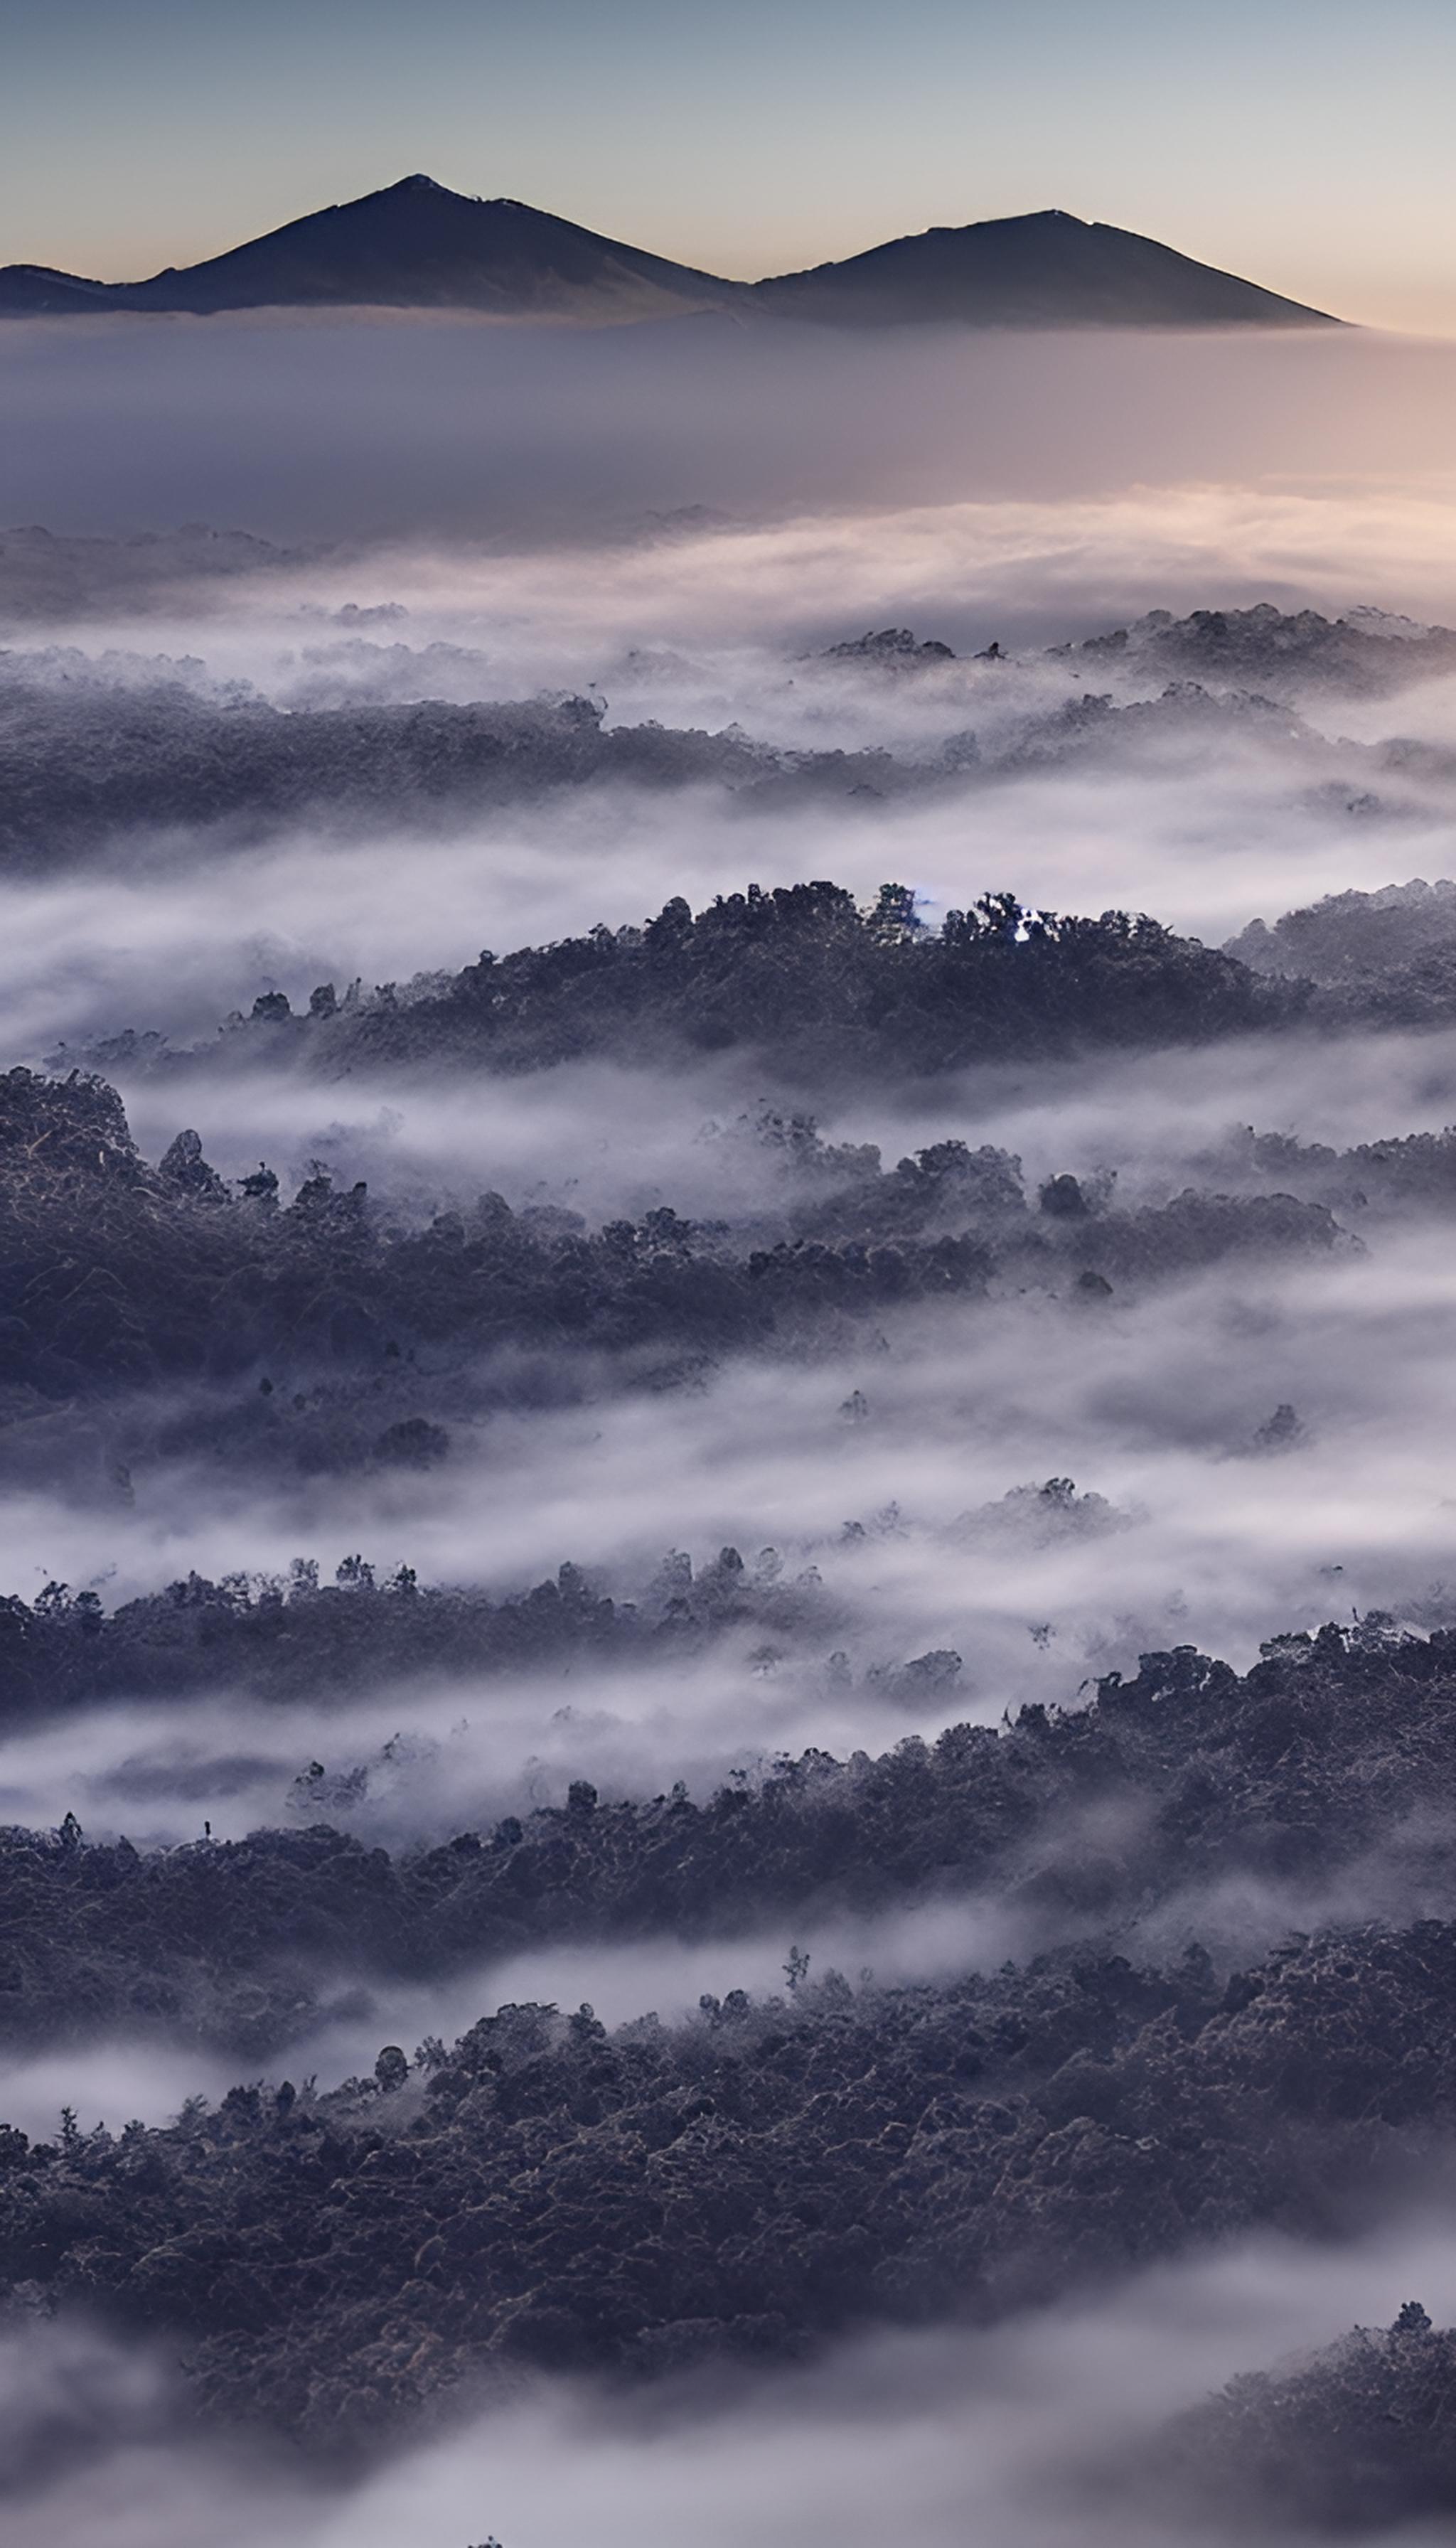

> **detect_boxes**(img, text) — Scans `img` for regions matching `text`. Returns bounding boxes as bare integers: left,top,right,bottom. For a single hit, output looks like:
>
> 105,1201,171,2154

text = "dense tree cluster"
0,1061,995,1406
822,626,958,668
1057,601,1456,702
0,1064,1342,1478
68,864,1456,1088
65,882,1300,1090
0,1540,826,1724
3,1616,1453,2057
0,671,958,866
4,1920,1454,2451
0,621,1409,870
1200,1115,1456,1221
1146,2311,1456,2530
1229,875,1456,1029
1229,875,1456,985
163,881,1298,1080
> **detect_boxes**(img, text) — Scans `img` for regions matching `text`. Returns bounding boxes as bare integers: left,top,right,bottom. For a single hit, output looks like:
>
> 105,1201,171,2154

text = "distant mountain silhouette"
0,176,742,323
753,210,1339,327
0,265,117,315
0,178,1341,328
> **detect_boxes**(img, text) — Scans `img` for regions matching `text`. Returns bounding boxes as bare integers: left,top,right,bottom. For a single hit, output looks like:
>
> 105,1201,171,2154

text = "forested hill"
0,1921,1448,2451
3,1616,1452,2056
95,884,1299,1084
0,1049,1343,1434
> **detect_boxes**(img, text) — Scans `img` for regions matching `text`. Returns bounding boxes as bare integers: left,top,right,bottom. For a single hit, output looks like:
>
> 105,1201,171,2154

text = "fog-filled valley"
11,305,1456,2543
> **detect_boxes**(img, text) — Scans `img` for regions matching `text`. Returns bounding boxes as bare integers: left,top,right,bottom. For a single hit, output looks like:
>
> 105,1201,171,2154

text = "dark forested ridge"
4,1619,1454,2057
0,647,1408,872
209,883,1295,1078
1228,872,1456,1030
67,882,1302,1087
1,1920,1450,2452
1231,876,1456,983
1056,601,1456,702
0,1539,831,1724
0,1055,1006,1453
0,1051,1348,1496
65,869,1456,1096
1145,2311,1456,2530
0,680,930,863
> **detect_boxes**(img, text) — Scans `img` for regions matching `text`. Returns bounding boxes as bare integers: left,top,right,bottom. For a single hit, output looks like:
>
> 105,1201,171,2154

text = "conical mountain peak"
0,181,1342,327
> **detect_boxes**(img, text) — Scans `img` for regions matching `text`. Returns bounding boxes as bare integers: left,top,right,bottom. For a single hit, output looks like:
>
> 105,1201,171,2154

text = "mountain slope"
0,181,1340,328
0,176,744,323
752,208,1340,327
0,264,116,314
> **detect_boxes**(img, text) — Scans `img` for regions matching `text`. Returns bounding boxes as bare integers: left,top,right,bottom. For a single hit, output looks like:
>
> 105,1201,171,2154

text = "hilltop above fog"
751,208,1338,328
1051,600,1456,700
0,176,1339,328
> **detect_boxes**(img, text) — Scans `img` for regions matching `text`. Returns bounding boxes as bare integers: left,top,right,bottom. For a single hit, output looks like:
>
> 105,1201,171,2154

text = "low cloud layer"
3,314,1456,558
8,306,1456,2538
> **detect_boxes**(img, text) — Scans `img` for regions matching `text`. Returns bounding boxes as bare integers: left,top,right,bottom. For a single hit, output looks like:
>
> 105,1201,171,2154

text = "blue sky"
5,0,1455,327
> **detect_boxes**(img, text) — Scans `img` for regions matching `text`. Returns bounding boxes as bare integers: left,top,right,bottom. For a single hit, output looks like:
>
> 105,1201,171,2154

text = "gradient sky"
4,0,1455,330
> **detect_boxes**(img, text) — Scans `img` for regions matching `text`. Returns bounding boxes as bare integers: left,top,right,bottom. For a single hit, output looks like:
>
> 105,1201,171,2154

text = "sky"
3,0,1456,331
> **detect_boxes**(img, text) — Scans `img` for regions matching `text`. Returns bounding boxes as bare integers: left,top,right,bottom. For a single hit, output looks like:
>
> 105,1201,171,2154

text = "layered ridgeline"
0,174,1341,326
18,870,1456,1494
50,867,1456,1087
0,1024,1352,1500
4,1615,1456,2055
1,1922,1452,2450
52,883,1295,1081
6,1633,1456,2471
1,601,1449,870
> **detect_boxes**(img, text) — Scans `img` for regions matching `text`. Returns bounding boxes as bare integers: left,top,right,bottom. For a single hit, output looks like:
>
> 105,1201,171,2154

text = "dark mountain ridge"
0,176,737,323
0,174,1340,328
754,207,1337,328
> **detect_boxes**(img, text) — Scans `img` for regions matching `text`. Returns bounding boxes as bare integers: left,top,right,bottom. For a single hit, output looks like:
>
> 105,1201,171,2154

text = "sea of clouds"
7,303,1456,2539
